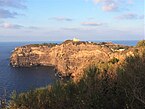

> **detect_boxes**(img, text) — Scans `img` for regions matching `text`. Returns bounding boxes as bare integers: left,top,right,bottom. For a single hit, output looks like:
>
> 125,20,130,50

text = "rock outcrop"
10,40,131,80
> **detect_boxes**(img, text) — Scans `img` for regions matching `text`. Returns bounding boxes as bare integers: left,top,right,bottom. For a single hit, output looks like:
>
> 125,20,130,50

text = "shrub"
136,40,145,47
117,48,145,108
109,57,119,64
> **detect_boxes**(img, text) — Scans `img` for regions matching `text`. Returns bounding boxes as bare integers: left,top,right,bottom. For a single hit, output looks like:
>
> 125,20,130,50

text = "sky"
0,0,144,42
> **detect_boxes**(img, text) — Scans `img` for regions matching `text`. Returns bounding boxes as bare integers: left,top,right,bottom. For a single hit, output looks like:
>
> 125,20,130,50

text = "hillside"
10,40,133,81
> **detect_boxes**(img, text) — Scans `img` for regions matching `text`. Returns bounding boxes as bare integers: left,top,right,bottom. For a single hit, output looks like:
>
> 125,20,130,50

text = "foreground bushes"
136,40,145,47
118,48,145,108
8,48,145,109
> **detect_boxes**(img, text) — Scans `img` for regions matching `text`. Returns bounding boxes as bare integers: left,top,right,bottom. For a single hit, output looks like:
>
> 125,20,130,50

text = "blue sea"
0,40,138,99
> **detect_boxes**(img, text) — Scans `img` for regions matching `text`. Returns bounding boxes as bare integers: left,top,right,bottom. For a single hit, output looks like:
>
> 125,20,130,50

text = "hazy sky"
0,0,144,42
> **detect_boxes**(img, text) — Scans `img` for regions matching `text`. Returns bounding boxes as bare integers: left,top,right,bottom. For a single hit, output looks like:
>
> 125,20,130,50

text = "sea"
0,40,138,99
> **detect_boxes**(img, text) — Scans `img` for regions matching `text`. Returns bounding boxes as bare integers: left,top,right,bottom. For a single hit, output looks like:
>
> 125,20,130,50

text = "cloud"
81,22,103,26
0,22,39,29
62,27,79,31
0,0,26,19
102,3,118,11
0,8,18,18
93,0,118,11
92,0,134,12
0,22,24,29
0,0,26,8
116,13,144,20
28,26,39,29
50,17,73,21
93,0,115,4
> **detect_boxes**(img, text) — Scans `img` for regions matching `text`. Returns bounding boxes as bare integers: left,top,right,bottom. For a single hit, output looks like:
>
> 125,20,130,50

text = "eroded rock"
10,40,130,80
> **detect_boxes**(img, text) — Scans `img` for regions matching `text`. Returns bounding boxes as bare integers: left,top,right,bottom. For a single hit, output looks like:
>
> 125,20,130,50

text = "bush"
117,49,145,108
136,40,145,47
109,57,119,64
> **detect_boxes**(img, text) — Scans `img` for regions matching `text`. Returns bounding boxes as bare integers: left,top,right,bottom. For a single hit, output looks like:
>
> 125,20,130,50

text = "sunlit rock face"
10,40,130,80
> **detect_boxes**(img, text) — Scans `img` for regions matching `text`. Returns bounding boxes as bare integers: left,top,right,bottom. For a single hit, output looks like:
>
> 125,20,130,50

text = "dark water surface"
0,42,58,98
0,40,138,98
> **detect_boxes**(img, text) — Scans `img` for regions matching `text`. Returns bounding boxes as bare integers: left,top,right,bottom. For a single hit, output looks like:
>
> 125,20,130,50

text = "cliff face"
10,41,131,80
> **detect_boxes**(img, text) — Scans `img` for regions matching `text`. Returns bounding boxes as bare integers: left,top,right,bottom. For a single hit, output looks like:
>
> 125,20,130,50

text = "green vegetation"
136,40,145,47
31,43,57,47
8,48,145,109
109,57,119,64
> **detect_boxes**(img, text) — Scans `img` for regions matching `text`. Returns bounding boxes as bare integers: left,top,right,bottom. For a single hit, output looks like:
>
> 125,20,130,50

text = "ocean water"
96,40,138,46
0,40,138,99
0,42,58,99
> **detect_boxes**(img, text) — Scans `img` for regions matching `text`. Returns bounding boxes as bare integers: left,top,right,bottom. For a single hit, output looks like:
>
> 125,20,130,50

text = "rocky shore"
10,40,133,80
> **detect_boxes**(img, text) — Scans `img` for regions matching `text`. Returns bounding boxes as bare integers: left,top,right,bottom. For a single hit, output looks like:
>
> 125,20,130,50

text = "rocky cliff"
10,40,132,80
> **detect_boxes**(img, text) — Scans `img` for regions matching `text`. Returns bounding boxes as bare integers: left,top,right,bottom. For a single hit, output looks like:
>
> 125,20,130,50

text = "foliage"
136,40,145,47
31,43,57,47
117,48,145,108
109,57,119,64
